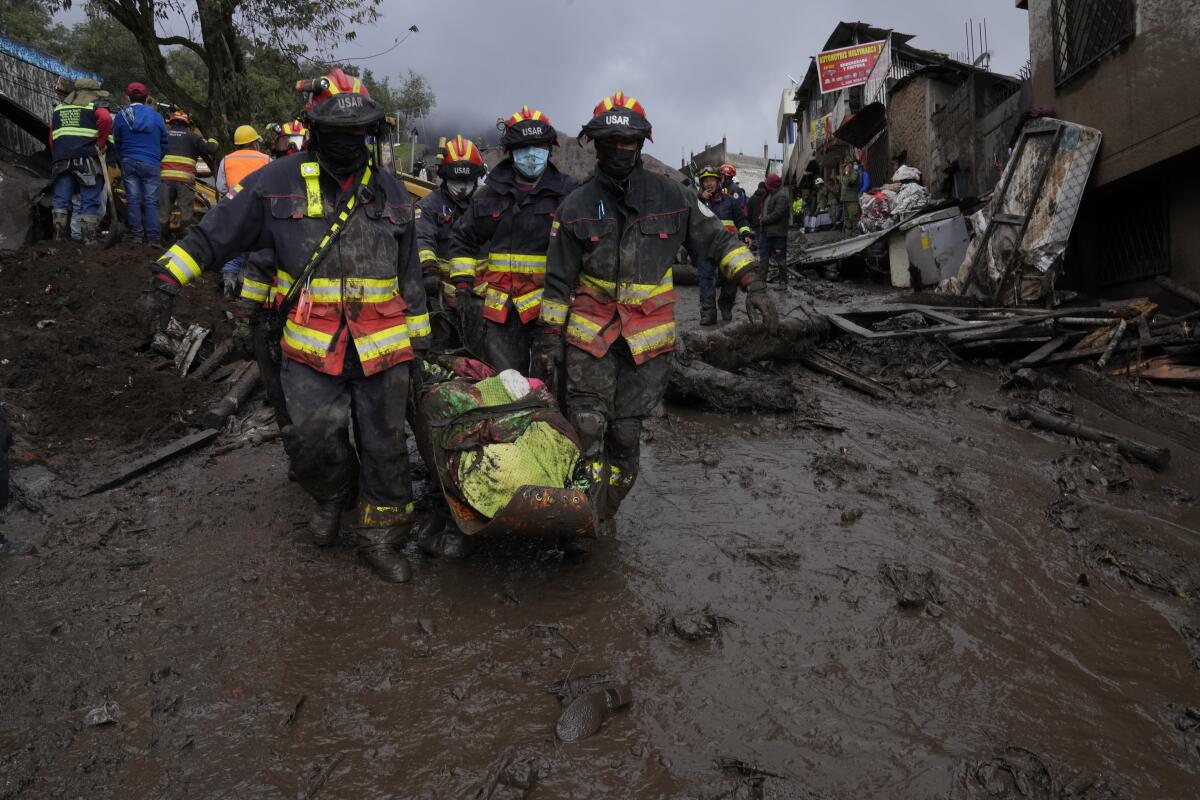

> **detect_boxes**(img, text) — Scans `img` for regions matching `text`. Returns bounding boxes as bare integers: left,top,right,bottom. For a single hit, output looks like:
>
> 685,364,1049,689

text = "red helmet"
579,90,653,143
271,119,309,154
168,111,191,126
298,68,384,129
719,163,736,179
501,106,556,150
439,134,485,180
126,82,148,100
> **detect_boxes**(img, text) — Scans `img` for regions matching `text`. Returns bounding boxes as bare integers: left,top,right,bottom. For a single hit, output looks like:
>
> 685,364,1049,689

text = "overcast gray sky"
358,0,1032,167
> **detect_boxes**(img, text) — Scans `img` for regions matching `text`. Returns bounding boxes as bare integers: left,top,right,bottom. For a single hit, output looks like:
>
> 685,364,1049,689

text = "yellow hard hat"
233,124,261,146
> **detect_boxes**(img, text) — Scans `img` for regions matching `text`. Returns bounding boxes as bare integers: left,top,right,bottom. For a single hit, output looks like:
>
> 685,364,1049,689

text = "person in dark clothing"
135,69,429,583
759,173,790,286
158,111,217,240
694,165,747,324
447,106,576,375
416,134,486,353
747,181,767,232
537,91,777,535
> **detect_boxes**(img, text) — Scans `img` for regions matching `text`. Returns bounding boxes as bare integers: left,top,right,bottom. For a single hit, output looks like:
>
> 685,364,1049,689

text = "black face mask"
596,142,640,180
314,131,369,175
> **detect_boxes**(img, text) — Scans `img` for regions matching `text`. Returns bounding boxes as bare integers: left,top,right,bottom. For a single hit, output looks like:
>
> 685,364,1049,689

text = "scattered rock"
555,684,631,742
878,563,944,609
84,701,121,726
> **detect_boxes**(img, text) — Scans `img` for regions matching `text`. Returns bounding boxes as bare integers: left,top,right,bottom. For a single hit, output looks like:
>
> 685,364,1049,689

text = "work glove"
421,263,441,309
454,282,479,338
231,312,255,359
531,327,565,395
135,274,179,343
743,276,779,335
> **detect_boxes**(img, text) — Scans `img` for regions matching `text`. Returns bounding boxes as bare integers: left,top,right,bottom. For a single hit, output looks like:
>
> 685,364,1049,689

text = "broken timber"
84,428,220,495
1007,403,1170,470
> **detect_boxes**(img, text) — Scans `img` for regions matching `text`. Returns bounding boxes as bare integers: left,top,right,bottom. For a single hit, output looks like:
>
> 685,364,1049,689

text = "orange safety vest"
221,149,271,190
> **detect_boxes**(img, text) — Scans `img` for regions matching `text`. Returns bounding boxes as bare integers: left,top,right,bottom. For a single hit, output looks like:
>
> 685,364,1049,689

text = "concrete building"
1019,0,1200,292
777,22,1028,201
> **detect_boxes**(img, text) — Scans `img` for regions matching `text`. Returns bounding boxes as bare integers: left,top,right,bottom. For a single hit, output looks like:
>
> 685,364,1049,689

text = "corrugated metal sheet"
0,35,101,160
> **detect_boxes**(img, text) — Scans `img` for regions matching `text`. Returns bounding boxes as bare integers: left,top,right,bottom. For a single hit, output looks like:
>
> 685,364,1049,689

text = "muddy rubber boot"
308,500,343,547
414,512,475,559
79,216,99,243
356,526,413,583
52,210,69,241
699,294,717,326
718,304,733,323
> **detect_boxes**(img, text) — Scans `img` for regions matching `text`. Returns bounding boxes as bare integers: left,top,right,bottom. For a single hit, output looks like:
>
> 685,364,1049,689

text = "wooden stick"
199,363,261,429
1096,319,1128,368
1156,276,1200,308
798,352,894,399
84,428,220,495
189,338,234,380
1006,403,1170,470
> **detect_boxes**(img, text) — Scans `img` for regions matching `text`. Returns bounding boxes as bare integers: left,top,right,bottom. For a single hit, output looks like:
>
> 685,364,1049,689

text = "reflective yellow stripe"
301,161,322,217
355,324,411,362
609,465,623,486
160,244,202,285
718,245,755,278
161,169,195,181
239,279,270,303
277,270,295,294
488,252,547,274
580,269,673,305
483,286,508,311
738,226,752,235
720,219,735,227
302,276,399,303
52,127,97,139
449,257,479,280
406,312,431,339
162,155,197,166
283,320,333,355
512,288,543,314
626,321,676,356
567,314,602,341
541,298,568,326
418,249,438,263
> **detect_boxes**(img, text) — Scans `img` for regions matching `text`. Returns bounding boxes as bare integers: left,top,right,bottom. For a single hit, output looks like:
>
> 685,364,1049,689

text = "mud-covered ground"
2,243,1199,799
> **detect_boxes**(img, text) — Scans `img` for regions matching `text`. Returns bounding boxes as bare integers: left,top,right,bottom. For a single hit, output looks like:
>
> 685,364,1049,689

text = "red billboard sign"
817,40,886,94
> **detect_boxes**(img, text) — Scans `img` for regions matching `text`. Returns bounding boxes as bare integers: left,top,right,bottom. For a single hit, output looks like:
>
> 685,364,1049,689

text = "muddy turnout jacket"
447,159,577,325
542,168,756,364
162,126,217,183
415,185,472,306
157,152,429,376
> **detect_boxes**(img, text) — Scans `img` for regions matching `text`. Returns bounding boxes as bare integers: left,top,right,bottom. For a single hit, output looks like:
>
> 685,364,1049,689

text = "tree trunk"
195,0,250,152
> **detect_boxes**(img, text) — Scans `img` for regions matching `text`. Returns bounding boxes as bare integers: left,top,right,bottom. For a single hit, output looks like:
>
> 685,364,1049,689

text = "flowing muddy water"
3,291,1200,798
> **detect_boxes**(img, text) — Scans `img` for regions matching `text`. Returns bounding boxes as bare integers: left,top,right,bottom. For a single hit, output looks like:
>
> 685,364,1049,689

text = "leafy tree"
52,0,387,148
0,1,69,51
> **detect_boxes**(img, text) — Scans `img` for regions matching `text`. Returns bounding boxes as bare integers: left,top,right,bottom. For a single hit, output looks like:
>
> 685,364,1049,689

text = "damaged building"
1019,0,1200,295
778,21,1030,199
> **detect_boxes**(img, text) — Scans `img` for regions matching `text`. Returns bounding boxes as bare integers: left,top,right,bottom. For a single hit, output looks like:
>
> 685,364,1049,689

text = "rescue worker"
159,111,217,240
694,165,746,325
416,134,486,352
113,82,167,246
215,125,272,297
759,173,790,287
838,160,862,234
49,76,112,242
719,163,752,245
815,177,836,231
270,118,308,159
791,192,804,227
135,68,430,583
538,91,778,531
447,106,576,374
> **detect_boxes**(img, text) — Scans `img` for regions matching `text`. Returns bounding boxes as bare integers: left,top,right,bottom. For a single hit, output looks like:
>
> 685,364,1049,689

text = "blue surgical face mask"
512,146,549,179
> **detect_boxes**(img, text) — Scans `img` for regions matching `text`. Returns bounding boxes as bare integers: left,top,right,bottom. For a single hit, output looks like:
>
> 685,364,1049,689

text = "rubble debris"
714,756,787,779
83,700,121,726
666,359,795,413
189,338,234,380
878,563,944,609
965,745,1125,799
652,607,734,641
555,684,631,742
1007,403,1171,470
1156,276,1200,310
199,362,261,429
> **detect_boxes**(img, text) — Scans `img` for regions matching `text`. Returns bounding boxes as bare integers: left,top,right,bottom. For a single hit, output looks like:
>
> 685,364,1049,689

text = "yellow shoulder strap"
300,161,322,217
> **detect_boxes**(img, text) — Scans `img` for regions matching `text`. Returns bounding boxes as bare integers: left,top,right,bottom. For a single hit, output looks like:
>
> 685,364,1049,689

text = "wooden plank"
798,352,894,399
1013,334,1070,367
1156,276,1200,308
84,428,220,495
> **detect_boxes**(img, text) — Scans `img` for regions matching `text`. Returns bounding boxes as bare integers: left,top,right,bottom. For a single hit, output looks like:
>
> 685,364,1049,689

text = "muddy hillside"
2,242,1199,799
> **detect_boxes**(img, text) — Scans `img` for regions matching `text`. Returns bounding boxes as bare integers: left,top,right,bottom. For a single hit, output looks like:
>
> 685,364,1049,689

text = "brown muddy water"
3,301,1200,799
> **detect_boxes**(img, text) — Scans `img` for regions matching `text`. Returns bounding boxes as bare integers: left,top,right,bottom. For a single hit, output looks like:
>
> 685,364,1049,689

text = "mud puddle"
2,282,1200,798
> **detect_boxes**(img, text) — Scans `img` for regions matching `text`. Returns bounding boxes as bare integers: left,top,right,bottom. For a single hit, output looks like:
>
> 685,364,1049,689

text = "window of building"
1094,174,1170,286
1052,0,1136,87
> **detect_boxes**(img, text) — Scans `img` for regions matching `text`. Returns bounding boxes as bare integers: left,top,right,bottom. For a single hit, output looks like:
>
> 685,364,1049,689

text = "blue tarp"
0,33,101,84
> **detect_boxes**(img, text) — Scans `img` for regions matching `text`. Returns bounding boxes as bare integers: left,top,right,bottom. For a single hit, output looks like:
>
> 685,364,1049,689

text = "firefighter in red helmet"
136,67,430,583
446,106,577,374
539,91,777,535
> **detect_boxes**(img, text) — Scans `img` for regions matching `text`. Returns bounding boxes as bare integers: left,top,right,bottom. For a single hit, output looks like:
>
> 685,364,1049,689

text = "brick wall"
886,79,929,178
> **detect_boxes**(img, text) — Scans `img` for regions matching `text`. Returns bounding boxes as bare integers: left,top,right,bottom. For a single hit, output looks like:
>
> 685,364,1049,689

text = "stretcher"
411,355,597,540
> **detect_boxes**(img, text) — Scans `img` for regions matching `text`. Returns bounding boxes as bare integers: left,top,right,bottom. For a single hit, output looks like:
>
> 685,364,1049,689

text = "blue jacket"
113,103,168,166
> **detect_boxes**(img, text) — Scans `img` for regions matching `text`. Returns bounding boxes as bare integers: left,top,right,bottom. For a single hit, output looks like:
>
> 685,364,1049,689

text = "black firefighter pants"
483,305,536,376
279,352,414,528
565,339,671,520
